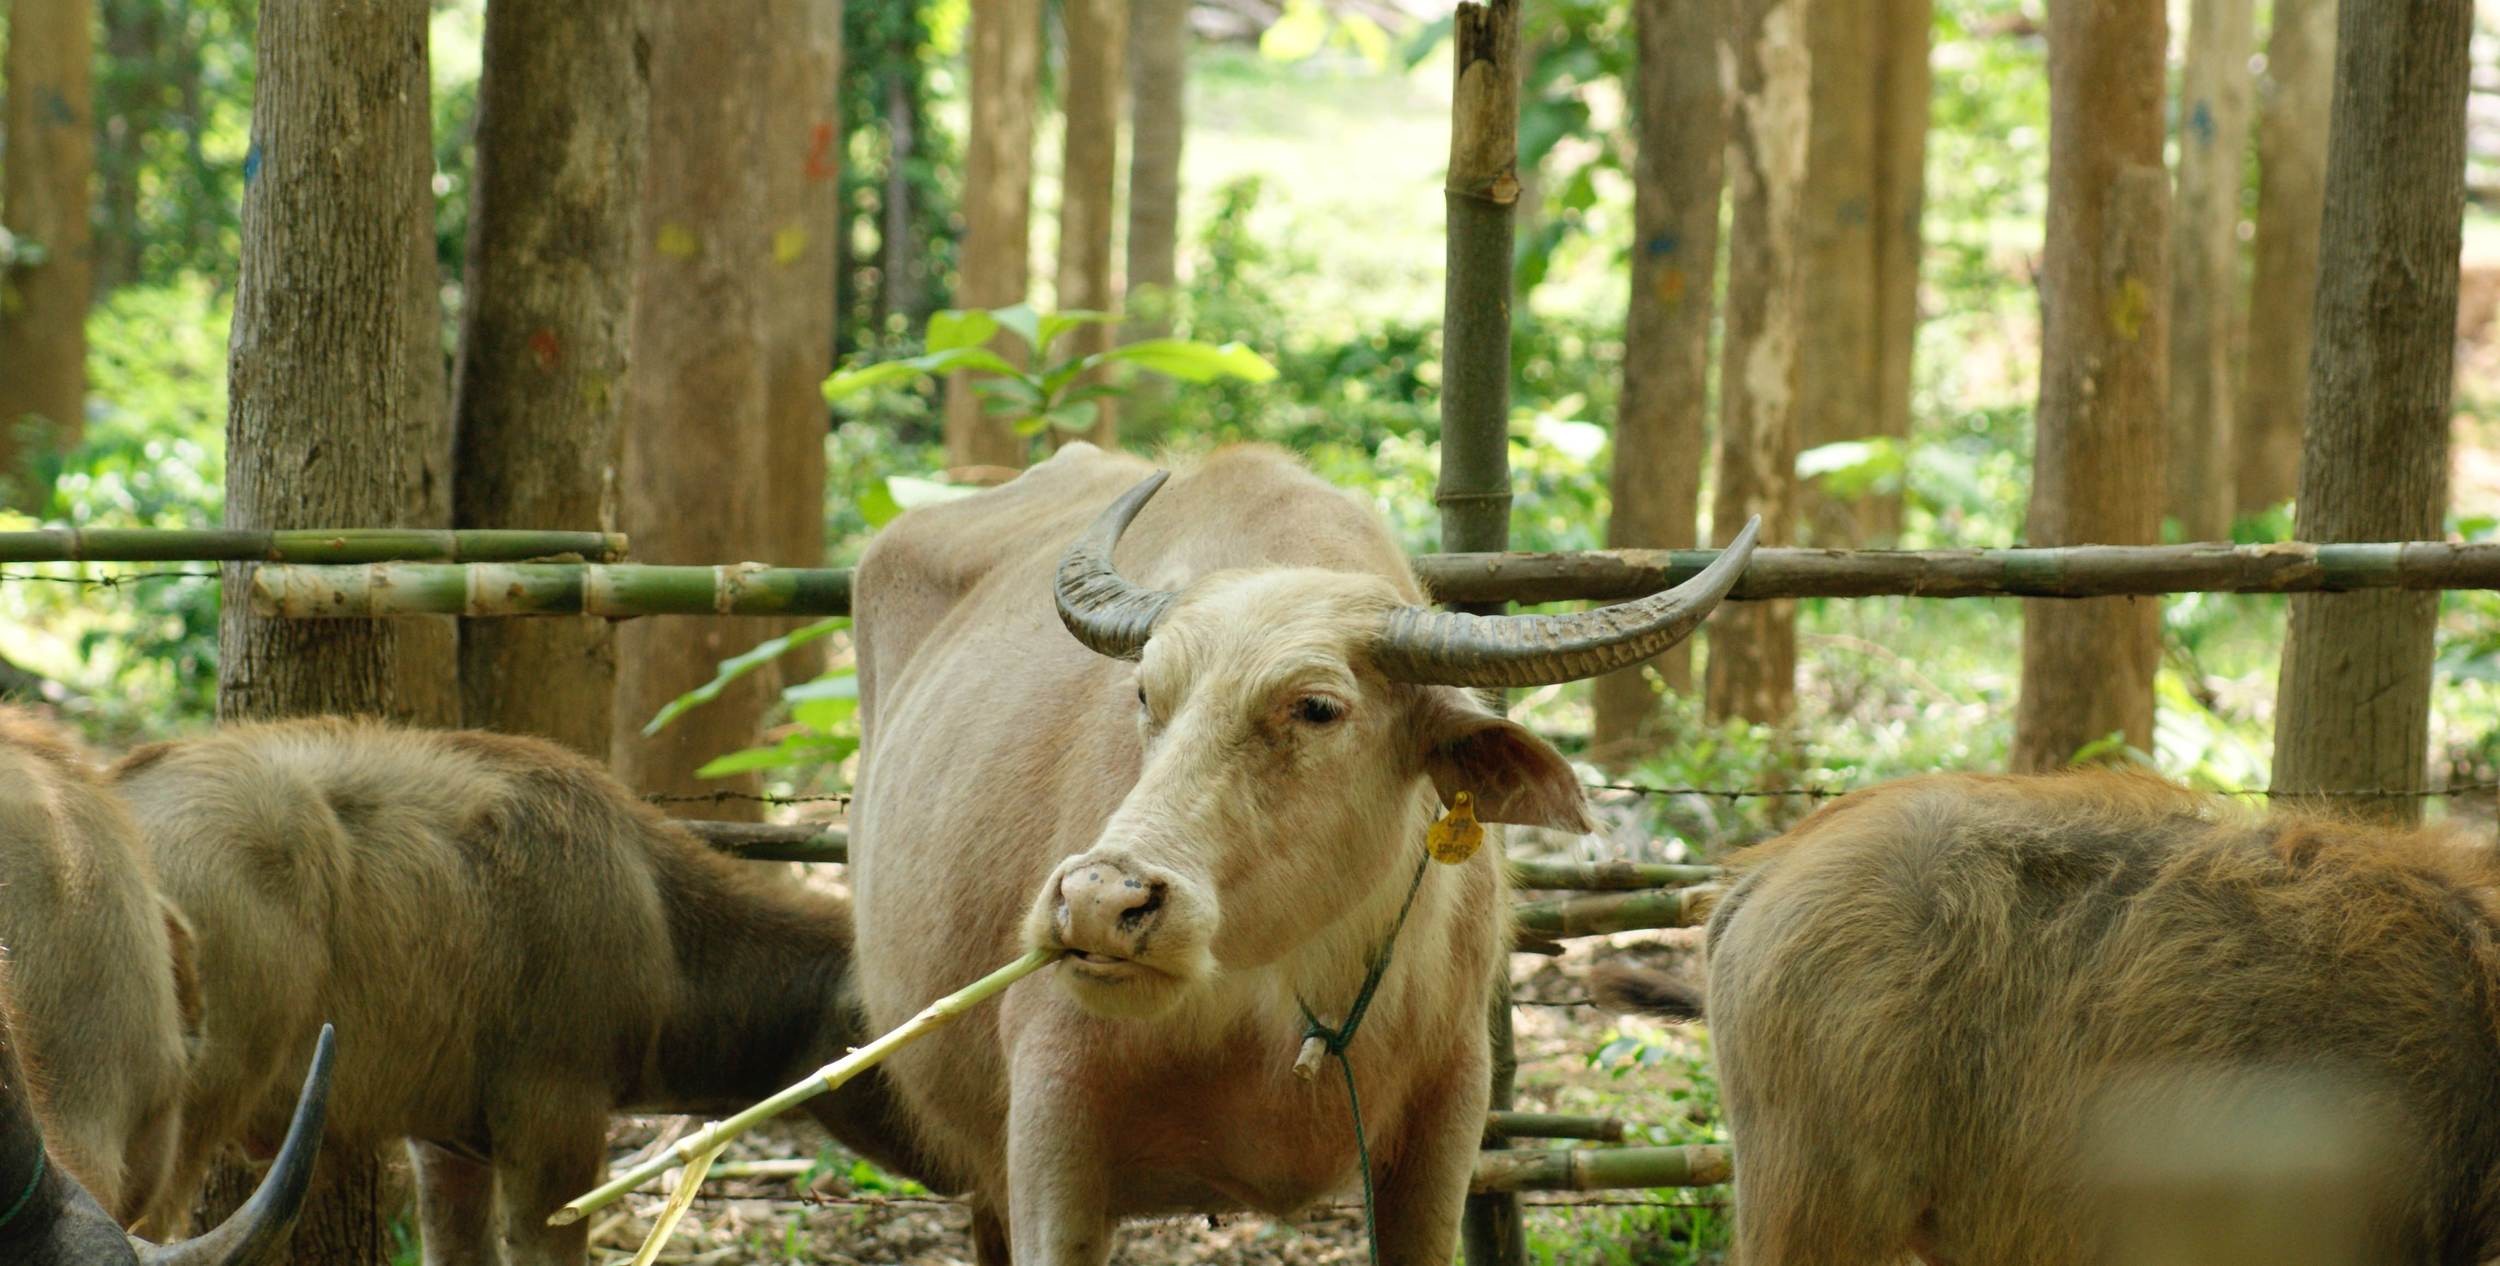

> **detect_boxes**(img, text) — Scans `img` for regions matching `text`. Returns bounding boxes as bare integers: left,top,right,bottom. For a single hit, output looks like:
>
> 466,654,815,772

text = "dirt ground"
584,932,1712,1266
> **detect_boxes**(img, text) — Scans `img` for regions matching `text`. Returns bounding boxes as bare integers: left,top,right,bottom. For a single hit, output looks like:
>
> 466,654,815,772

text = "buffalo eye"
1293,696,1345,726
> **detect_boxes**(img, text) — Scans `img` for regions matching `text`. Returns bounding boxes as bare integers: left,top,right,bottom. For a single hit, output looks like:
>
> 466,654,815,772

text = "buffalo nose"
1056,861,1168,958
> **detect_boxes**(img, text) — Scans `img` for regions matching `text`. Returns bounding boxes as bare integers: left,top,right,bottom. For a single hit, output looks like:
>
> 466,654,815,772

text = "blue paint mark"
40,90,74,126
243,143,262,186
1838,195,1871,227
2189,100,2216,146
1644,231,1681,258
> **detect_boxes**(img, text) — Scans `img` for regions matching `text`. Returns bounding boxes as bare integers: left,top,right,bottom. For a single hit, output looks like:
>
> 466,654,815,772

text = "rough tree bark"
2167,0,2254,543
214,1,447,1259
0,0,95,507
611,0,776,814
1703,0,1809,726
2271,0,2470,823
450,0,645,760
762,0,843,691
1794,0,1877,549
1123,0,1189,432
945,0,1043,471
2234,0,2335,520
1867,0,1930,545
2010,0,2169,773
1590,0,1728,762
1056,0,1128,447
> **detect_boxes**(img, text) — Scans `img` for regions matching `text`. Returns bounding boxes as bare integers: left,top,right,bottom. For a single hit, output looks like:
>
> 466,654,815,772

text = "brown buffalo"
850,444,1754,1264
111,720,945,1266
0,956,331,1266
1602,772,2500,1266
0,708,198,1234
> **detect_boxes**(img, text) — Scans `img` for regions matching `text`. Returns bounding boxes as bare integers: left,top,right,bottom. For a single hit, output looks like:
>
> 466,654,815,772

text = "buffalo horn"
1054,471,1180,660
137,1025,333,1266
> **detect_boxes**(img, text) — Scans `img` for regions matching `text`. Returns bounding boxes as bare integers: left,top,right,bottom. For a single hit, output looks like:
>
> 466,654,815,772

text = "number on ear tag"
1427,790,1484,865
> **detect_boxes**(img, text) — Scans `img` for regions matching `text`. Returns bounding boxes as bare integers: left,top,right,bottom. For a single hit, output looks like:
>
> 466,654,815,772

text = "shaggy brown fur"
1630,772,2500,1266
111,720,945,1266
0,707,194,1233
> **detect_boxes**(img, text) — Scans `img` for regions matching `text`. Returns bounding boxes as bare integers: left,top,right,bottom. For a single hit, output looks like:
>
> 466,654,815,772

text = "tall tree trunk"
2010,0,2169,773
1794,0,1877,549
451,0,645,760
1590,0,1728,762
92,0,162,296
945,0,1042,471
2167,0,2253,543
2271,0,2469,824
1867,0,1930,545
882,65,924,329
215,3,446,1260
763,0,844,688
1703,0,1809,727
1056,0,1127,448
0,0,95,508
1123,0,1187,435
2234,0,2334,521
612,0,775,815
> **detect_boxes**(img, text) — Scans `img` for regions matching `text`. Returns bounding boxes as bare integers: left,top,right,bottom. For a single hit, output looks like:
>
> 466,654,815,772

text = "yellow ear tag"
1427,791,1484,865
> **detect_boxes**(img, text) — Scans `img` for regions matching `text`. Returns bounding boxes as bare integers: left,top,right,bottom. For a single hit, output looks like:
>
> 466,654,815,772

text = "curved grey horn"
139,1025,333,1266
1374,516,1763,687
1055,472,1180,660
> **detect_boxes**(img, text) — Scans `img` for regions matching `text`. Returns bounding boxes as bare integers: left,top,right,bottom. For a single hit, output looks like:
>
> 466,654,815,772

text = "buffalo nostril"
1119,881,1167,931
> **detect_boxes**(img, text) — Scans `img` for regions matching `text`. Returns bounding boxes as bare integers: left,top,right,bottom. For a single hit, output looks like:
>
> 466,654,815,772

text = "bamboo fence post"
1512,887,1720,939
678,820,849,863
0,528,626,563
1439,4,1525,1261
1468,1145,1732,1193
550,949,1054,1229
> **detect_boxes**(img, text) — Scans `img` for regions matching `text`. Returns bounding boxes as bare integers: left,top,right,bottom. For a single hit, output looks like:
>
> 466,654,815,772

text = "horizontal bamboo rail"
1469,1144,1731,1192
1507,859,1719,890
0,527,626,564
236,540,2500,619
1512,887,1716,938
680,821,848,863
1414,540,2500,603
1483,1112,1628,1143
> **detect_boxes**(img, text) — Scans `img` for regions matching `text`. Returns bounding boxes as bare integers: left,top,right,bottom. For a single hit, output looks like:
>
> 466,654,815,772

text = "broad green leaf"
1092,338,1279,384
793,694,857,734
990,303,1043,354
695,732,858,778
822,359,935,402
781,673,860,703
1337,13,1391,67
1043,401,1099,432
859,478,904,528
643,617,850,736
904,347,1020,379
1036,309,1120,357
1260,0,1329,60
925,308,999,353
1012,413,1053,435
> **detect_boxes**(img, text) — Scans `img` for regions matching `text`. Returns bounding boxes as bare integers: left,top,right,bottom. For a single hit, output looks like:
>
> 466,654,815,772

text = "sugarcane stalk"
1415,540,2500,604
1469,1145,1732,1193
549,948,1055,1227
678,820,848,864
626,1143,720,1266
0,527,625,563
1508,859,1719,891
1512,886,1718,938
1483,1112,1629,1143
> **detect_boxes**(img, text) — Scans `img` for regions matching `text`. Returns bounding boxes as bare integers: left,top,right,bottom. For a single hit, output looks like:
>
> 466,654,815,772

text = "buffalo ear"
1415,691,1595,834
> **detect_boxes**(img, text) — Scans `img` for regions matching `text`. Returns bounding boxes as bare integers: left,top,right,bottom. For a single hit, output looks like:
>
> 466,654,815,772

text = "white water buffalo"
0,957,330,1266
1603,772,2500,1266
110,721,948,1266
0,708,198,1234
850,443,1755,1263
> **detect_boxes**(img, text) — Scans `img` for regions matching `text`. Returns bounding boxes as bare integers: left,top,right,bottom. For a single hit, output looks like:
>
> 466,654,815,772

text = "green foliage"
837,0,961,355
90,0,258,289
643,617,850,737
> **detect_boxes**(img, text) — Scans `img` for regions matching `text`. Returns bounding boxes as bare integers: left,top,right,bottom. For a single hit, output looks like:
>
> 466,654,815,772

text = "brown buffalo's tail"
1590,963,1705,1021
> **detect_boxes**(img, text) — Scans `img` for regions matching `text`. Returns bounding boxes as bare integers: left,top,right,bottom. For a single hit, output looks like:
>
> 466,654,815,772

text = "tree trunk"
2166,0,2253,544
1703,0,1809,727
450,0,644,760
2234,0,2335,521
0,0,95,508
1795,0,1877,549
612,0,775,815
1867,0,1930,545
881,66,924,330
763,0,843,692
2010,0,2169,773
214,2,445,1258
2271,0,2469,824
1123,0,1188,435
1056,0,1127,448
945,0,1042,471
92,0,163,296
1589,0,1728,763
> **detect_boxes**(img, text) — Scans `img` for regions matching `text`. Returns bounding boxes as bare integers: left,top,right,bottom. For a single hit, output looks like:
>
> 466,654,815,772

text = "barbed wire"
644,789,853,807
677,1190,1726,1214
0,568,219,587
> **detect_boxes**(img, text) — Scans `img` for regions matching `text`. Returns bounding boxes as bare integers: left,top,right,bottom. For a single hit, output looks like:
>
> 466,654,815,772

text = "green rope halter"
0,1148,45,1234
1296,850,1433,1266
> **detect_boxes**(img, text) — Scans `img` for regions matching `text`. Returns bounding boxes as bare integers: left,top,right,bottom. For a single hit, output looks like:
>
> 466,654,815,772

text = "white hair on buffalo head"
1025,471,1758,1022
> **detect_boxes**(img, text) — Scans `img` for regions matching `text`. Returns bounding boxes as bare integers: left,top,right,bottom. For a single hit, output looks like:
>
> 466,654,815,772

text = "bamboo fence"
0,527,625,564
235,540,2500,620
